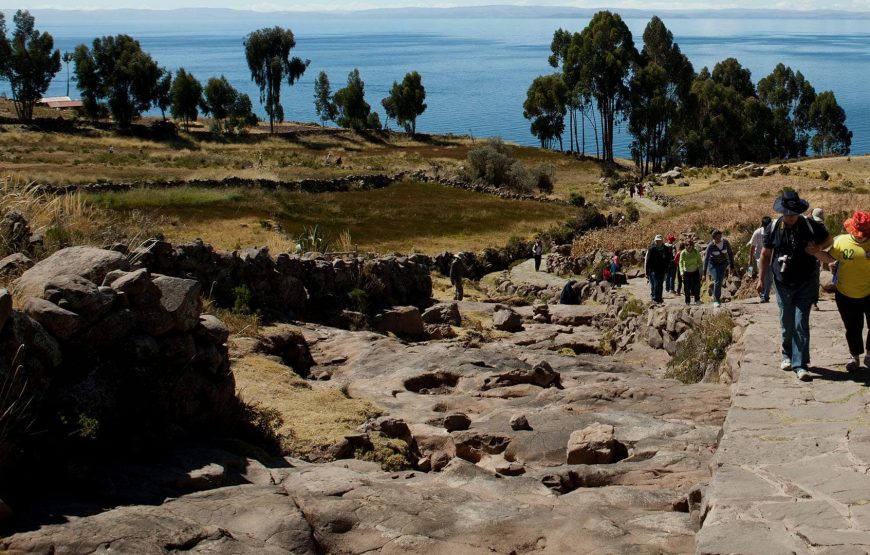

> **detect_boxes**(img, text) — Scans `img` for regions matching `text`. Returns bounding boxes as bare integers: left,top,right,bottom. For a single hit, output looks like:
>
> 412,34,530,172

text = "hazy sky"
9,0,870,11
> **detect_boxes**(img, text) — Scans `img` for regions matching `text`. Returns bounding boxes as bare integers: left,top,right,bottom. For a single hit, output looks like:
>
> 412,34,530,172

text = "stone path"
697,299,870,554
508,257,569,289
633,195,666,214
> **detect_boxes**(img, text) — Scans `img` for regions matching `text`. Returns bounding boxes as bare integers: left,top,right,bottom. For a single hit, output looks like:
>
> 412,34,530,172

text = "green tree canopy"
0,10,61,122
73,34,166,127
576,11,638,162
711,58,755,98
523,74,568,150
154,71,172,121
628,16,694,176
757,63,816,158
382,71,427,135
313,71,336,124
244,27,309,133
170,68,202,130
333,69,373,130
809,91,852,156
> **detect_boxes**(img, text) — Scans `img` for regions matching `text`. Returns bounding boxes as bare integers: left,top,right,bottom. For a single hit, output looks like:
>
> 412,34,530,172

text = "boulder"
14,246,128,300
0,253,33,279
22,297,82,340
152,275,202,332
492,307,523,332
566,423,621,465
0,497,11,523
510,414,532,431
41,275,116,322
256,325,314,376
373,306,425,339
482,360,562,390
421,303,461,326
0,288,11,332
198,314,230,345
0,211,30,255
443,412,471,432
109,268,152,296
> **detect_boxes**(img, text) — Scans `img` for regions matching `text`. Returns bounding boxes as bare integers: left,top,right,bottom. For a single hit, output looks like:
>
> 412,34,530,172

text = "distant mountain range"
11,6,870,21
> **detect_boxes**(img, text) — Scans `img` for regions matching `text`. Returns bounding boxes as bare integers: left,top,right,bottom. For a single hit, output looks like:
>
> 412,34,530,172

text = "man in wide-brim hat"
757,190,833,382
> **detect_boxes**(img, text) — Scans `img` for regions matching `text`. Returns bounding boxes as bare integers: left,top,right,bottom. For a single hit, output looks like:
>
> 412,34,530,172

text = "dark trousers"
683,271,701,303
649,271,665,303
835,291,870,356
676,269,683,294
534,255,542,272
665,264,676,292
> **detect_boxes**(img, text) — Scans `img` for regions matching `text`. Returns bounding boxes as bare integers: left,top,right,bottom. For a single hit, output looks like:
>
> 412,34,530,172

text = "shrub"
568,192,585,207
532,163,555,193
665,312,734,384
778,165,791,175
464,139,541,194
819,170,830,181
233,284,253,313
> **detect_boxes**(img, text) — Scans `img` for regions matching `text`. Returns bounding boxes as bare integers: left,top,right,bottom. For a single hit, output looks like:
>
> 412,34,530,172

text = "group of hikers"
447,190,868,381
645,190,869,381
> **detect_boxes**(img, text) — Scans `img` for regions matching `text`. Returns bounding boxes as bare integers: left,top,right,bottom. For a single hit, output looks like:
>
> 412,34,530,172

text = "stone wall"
547,249,646,277
40,174,397,194
130,239,433,318
1,247,235,490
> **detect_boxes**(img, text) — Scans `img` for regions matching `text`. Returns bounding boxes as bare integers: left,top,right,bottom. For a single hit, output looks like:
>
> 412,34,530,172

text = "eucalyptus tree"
575,11,638,162
523,74,568,150
73,34,165,127
313,71,336,125
244,27,309,133
382,71,427,135
0,11,61,122
809,91,852,155
170,68,202,131
757,63,816,158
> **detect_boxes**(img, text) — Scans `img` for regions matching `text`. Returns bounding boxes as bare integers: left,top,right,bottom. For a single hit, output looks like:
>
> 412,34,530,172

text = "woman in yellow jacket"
679,239,703,305
815,211,870,371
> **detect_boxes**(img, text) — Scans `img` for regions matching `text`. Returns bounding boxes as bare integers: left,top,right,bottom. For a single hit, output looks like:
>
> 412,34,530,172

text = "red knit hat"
666,233,676,242
844,211,870,241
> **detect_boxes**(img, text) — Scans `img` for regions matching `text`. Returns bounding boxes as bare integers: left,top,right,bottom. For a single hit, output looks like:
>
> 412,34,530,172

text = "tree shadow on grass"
808,365,870,385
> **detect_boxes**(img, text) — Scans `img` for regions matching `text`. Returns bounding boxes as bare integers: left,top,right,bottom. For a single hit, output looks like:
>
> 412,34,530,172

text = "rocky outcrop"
372,306,425,339
132,238,432,317
1,249,234,495
492,306,523,332
0,253,33,279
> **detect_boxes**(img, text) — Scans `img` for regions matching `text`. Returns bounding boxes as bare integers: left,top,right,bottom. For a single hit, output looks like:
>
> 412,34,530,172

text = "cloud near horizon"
5,0,870,11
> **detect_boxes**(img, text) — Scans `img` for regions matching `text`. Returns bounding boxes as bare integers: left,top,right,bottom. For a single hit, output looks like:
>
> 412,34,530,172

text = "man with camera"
757,191,832,381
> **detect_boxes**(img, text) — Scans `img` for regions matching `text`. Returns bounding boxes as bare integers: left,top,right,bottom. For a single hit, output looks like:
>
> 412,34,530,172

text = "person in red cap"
814,210,870,371
664,233,678,295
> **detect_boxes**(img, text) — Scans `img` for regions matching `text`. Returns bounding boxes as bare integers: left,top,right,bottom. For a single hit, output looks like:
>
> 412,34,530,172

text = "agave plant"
295,224,332,254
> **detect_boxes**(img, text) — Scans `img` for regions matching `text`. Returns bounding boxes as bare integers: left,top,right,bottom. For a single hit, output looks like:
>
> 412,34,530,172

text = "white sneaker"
713,301,721,308
795,368,812,381
780,359,792,371
847,355,860,373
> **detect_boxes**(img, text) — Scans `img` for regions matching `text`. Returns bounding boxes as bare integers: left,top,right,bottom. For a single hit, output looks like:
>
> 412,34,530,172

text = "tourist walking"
703,229,735,308
679,239,702,305
532,239,543,272
757,191,832,381
813,210,870,372
748,216,774,303
674,240,685,296
664,234,677,294
449,253,466,301
645,235,670,304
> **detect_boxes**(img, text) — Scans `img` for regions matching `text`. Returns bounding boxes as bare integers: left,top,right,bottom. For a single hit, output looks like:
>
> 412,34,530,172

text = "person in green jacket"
679,239,703,305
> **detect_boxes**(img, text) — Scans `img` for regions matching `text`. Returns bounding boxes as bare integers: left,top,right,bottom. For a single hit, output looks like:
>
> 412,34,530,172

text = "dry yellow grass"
574,166,870,255
232,354,381,456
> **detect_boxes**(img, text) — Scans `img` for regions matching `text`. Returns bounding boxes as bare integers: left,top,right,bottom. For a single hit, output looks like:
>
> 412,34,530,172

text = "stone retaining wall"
130,239,433,318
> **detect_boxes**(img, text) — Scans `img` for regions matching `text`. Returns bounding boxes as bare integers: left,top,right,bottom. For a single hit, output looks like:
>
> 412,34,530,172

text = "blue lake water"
5,13,870,156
